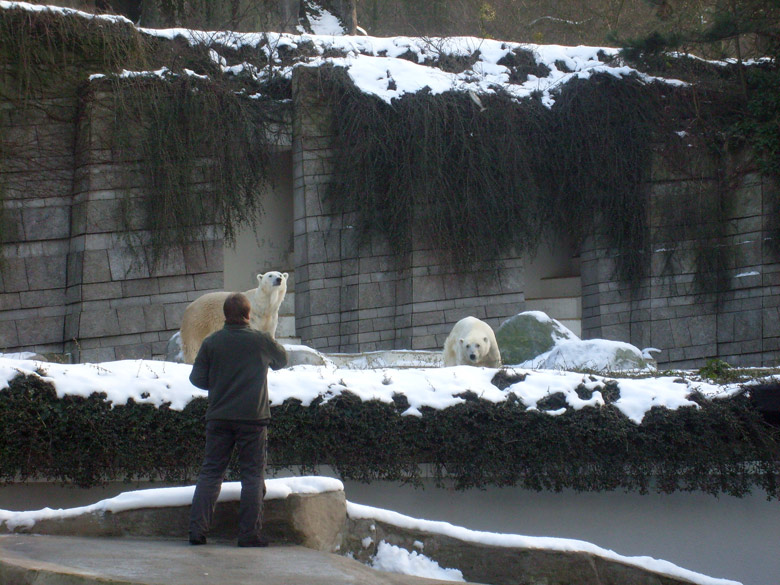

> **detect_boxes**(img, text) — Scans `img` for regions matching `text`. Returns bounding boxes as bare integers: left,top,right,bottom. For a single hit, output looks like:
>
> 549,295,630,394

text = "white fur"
180,271,288,364
442,316,502,368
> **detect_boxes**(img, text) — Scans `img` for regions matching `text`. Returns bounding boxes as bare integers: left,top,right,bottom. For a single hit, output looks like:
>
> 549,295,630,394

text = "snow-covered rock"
496,311,579,366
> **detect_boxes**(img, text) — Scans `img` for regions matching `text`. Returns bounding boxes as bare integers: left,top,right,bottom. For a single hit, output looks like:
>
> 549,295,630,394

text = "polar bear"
180,271,288,364
442,316,502,368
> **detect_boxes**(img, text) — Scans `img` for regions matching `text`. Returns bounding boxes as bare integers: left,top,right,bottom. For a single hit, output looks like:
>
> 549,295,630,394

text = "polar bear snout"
272,276,283,286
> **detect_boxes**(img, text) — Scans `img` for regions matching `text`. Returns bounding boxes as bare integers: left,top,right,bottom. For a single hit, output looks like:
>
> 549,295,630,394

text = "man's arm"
189,343,211,389
264,335,288,371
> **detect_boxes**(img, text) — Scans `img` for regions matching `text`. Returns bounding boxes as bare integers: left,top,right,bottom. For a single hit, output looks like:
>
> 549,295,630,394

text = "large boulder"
495,311,579,366
539,339,655,372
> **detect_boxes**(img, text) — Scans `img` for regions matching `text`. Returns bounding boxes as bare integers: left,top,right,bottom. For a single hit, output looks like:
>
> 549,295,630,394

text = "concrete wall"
291,67,526,353
2,42,778,367
223,151,295,292
581,151,780,368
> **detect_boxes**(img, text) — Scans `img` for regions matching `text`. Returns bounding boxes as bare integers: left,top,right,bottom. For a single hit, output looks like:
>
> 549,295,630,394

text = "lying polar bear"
442,316,502,368
180,271,288,364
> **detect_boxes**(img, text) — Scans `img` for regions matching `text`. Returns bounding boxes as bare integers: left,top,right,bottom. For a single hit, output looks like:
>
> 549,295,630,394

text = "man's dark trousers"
189,420,267,542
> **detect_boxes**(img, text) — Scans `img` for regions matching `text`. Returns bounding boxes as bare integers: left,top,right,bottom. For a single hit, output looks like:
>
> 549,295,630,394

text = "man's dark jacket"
189,323,288,422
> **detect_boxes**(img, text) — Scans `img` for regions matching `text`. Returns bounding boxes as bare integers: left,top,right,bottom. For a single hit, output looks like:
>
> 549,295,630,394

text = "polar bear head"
256,271,288,293
460,333,490,364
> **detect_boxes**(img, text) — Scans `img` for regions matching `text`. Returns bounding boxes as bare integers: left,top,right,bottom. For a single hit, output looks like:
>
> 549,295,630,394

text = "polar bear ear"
282,272,288,280
256,274,263,286
459,338,465,345
484,336,489,343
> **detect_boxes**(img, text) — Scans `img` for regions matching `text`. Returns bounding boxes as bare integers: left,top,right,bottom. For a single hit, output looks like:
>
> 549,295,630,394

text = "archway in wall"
223,150,296,341
523,235,581,337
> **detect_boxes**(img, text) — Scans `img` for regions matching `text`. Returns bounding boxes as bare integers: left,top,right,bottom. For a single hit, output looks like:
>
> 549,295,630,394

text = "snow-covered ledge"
1,479,740,585
344,504,740,585
0,477,347,553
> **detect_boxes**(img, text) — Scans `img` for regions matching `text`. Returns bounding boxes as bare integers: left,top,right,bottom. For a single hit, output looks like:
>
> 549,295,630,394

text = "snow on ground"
1,1,687,109
0,352,751,424
0,478,742,585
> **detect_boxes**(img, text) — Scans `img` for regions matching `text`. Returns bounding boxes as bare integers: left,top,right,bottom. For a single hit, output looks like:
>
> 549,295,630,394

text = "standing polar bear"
443,316,502,368
180,271,288,364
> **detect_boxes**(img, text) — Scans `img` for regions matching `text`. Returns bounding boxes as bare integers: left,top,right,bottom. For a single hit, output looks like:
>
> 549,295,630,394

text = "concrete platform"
0,534,476,585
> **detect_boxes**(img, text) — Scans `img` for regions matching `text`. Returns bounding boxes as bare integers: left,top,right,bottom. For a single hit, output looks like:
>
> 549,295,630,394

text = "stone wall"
2,26,778,367
581,150,780,369
0,79,225,361
291,67,525,353
0,67,78,355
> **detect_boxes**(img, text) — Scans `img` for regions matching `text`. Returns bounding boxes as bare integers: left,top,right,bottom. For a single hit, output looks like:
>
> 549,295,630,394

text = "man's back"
190,323,287,422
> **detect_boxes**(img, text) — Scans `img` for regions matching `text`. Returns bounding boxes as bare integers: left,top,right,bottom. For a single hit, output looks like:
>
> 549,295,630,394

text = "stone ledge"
344,517,712,585
2,491,346,553
0,485,729,585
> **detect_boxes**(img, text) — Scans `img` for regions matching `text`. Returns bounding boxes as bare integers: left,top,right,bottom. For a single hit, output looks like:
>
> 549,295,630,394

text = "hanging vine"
323,66,662,283
105,71,289,267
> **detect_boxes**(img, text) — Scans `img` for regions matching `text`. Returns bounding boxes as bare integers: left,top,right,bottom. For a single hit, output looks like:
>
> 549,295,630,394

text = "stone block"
114,343,152,360
82,250,112,283
25,255,67,290
150,247,187,278
310,288,340,315
82,282,123,301
193,272,223,291
16,315,64,345
158,275,195,294
163,302,188,330
122,278,160,298
116,306,147,335
764,307,780,337
1,207,23,242
19,289,63,309
0,292,21,311
143,305,166,331
78,347,117,362
22,205,69,240
78,309,120,338
0,258,29,292
0,320,19,347
108,247,151,280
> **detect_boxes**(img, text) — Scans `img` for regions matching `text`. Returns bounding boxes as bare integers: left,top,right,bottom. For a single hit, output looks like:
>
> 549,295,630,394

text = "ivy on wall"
104,72,289,266
1,373,778,497
322,54,778,290
323,65,661,283
1,3,777,290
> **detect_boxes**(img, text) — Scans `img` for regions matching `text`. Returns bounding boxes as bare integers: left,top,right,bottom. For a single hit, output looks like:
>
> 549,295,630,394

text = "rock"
539,339,655,372
284,344,331,367
165,331,183,363
495,311,579,366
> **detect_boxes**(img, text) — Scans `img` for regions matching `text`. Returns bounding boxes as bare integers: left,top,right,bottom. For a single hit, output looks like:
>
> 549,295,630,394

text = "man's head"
223,292,251,325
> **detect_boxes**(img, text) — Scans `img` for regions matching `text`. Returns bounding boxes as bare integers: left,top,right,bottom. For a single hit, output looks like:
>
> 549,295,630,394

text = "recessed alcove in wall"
523,236,582,337
223,151,295,292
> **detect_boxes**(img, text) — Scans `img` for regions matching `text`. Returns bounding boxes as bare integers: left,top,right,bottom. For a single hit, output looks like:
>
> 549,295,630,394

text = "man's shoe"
237,536,269,548
189,535,207,545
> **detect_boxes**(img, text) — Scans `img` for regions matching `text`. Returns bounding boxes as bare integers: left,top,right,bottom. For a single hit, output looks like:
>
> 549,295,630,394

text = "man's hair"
223,293,251,325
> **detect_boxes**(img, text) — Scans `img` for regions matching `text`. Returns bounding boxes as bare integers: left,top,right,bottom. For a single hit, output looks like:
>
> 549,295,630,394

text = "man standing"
188,292,288,547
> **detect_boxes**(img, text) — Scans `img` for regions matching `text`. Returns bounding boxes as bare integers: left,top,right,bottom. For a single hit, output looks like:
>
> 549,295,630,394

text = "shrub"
1,373,778,498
